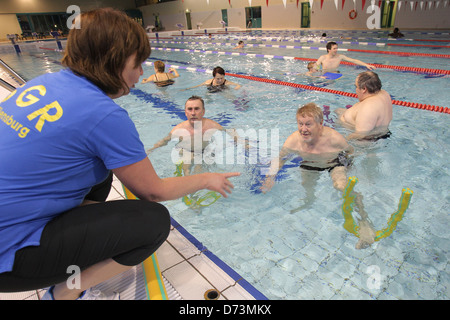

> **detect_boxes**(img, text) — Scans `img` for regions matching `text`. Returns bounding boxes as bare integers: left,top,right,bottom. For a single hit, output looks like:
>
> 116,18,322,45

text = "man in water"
335,71,392,140
148,95,242,175
261,103,377,249
261,103,353,193
314,42,376,72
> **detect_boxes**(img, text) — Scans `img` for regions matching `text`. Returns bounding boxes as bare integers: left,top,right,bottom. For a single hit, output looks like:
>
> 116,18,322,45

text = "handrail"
0,58,26,87
0,78,16,92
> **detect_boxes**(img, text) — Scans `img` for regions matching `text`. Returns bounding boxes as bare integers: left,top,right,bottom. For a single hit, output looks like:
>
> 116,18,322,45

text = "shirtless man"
314,42,376,72
261,103,353,193
148,95,240,174
336,71,392,140
261,103,377,249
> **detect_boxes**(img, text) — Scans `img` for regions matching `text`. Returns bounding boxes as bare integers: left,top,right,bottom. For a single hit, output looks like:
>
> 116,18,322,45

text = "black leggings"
0,172,170,292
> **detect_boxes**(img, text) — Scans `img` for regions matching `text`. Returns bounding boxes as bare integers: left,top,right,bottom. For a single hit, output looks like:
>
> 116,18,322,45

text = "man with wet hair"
314,41,376,72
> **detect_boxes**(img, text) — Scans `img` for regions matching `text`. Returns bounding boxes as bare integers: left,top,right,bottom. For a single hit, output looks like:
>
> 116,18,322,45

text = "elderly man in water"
336,71,393,141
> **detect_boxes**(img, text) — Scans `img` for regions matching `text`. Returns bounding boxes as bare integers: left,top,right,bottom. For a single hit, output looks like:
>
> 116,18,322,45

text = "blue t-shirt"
0,69,147,273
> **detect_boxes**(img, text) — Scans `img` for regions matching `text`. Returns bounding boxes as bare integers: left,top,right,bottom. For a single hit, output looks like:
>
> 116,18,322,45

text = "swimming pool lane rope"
168,37,450,49
153,39,450,60
225,72,449,114
151,47,450,76
144,60,448,115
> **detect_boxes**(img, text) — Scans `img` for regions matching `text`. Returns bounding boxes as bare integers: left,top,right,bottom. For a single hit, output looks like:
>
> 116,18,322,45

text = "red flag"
342,0,346,9
297,0,300,8
321,0,324,9
362,0,366,10
266,0,269,6
229,0,231,6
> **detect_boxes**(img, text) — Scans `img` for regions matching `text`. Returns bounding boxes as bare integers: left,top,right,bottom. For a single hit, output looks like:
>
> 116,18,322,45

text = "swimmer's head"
296,103,323,124
307,62,316,71
212,66,225,77
356,71,382,94
154,60,166,73
326,41,337,52
186,95,205,110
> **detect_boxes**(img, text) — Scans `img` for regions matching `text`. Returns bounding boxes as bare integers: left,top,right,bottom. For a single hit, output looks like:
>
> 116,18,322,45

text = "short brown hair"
356,71,382,94
153,60,165,73
62,8,151,95
296,103,323,124
186,95,205,110
212,66,225,77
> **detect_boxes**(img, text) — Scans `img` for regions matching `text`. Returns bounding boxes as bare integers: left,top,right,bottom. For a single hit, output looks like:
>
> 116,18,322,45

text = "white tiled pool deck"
0,175,266,301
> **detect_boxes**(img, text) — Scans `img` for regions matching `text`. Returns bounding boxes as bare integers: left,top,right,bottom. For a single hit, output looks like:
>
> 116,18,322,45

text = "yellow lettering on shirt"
16,85,46,107
26,101,63,132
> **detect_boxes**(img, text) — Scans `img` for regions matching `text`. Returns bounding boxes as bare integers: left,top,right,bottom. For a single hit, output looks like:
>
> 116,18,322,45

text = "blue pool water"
1,30,449,299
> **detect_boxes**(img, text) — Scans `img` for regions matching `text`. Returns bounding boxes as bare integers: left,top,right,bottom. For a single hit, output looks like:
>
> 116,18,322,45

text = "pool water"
2,30,449,300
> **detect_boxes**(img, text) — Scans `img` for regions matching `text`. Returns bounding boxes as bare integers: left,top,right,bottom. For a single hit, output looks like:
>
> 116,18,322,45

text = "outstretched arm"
146,132,172,154
113,157,240,201
342,55,376,70
141,74,156,83
260,145,295,193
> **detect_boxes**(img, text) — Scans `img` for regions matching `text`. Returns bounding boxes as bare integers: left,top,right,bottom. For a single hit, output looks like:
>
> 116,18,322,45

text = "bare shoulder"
204,118,223,130
283,131,300,148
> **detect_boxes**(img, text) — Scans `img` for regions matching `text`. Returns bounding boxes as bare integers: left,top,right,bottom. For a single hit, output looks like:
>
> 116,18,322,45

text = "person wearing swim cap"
0,8,239,300
335,71,393,141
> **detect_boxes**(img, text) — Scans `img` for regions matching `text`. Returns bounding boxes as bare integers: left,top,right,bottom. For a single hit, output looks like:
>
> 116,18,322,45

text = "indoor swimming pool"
1,29,449,299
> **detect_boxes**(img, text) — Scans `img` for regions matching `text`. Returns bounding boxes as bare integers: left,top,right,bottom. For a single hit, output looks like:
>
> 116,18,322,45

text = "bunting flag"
342,0,346,9
229,0,231,6
334,0,339,9
321,0,325,9
266,0,269,6
309,0,314,9
362,0,366,10
436,1,440,9
297,0,299,8
398,0,402,10
282,0,287,8
420,1,424,10
353,0,357,9
248,0,252,6
410,0,414,10
207,0,209,5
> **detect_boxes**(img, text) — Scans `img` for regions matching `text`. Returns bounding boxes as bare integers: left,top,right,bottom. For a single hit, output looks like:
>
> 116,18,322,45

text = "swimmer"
388,27,404,39
335,71,392,141
142,60,179,87
233,41,244,49
305,61,323,77
148,95,244,175
261,103,354,194
314,42,376,72
183,66,241,92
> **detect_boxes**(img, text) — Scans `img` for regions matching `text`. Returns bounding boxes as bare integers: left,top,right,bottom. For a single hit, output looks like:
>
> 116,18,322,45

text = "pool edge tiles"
110,174,267,300
166,217,268,300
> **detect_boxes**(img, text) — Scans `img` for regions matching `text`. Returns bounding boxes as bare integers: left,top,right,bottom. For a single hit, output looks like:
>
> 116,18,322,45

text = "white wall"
0,14,22,36
139,0,450,31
